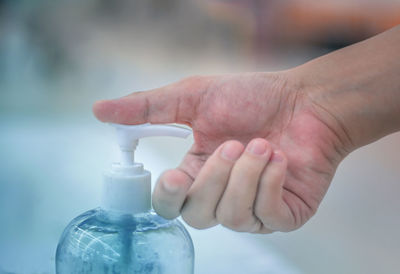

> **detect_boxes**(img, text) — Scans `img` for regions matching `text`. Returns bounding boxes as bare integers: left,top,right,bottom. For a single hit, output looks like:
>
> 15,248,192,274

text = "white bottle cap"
100,123,191,215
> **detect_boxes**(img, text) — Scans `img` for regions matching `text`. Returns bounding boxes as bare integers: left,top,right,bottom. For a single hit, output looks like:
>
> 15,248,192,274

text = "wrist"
284,66,357,155
288,26,400,151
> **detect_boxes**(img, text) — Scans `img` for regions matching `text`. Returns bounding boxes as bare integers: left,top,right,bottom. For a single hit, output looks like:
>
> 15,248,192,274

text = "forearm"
290,25,400,151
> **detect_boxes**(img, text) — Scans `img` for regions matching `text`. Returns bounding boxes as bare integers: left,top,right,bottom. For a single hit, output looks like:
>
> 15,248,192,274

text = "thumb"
92,76,209,125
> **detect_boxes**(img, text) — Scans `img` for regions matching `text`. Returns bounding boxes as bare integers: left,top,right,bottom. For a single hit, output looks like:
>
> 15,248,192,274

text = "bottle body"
56,208,194,274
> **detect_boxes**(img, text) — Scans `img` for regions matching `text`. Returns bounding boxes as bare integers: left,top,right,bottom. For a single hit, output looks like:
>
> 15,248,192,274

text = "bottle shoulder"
64,208,186,234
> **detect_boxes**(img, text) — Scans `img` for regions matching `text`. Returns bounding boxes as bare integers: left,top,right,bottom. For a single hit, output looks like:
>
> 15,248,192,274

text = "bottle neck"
101,163,151,215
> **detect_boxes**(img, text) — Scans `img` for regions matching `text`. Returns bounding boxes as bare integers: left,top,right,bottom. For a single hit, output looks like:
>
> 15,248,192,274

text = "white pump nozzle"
101,123,192,215
110,123,192,166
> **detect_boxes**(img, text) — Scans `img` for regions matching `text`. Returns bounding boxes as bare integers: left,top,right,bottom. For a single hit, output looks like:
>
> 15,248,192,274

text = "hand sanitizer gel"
56,123,194,274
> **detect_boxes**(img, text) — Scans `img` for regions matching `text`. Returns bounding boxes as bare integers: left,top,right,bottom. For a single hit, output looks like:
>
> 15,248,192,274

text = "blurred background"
1,0,400,273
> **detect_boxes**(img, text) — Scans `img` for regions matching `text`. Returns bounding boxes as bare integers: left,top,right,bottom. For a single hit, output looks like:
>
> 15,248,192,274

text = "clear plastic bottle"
56,123,194,274
56,209,194,273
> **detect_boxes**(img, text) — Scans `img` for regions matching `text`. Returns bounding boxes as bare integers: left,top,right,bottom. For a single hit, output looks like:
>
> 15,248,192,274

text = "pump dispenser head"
111,123,191,166
101,123,192,215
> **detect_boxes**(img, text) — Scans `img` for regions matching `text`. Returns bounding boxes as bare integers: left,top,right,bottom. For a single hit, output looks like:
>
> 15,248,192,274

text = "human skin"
93,25,400,233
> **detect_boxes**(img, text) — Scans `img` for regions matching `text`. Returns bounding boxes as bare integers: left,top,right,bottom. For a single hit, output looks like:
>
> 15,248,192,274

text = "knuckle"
181,212,212,230
159,169,177,183
178,75,213,96
254,203,276,224
181,202,217,230
216,209,249,231
180,75,204,86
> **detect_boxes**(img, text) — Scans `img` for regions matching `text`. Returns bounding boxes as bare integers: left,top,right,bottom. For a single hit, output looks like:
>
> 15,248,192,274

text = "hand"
94,26,400,233
93,72,349,233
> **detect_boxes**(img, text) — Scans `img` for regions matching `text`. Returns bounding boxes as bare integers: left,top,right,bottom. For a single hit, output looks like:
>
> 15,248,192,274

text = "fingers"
216,138,272,232
92,76,211,125
180,141,245,229
254,150,292,231
153,138,290,234
152,169,193,219
152,144,210,220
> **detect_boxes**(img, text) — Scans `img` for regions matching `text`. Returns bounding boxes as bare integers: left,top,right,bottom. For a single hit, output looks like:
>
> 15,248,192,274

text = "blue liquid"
56,208,194,274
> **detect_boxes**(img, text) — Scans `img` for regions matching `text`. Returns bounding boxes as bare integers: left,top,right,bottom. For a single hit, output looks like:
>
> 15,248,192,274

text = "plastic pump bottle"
56,123,194,274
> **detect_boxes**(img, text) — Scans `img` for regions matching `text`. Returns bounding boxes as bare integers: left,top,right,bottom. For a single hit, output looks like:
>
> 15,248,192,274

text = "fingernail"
163,179,180,193
247,139,268,155
221,142,242,161
272,151,284,162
